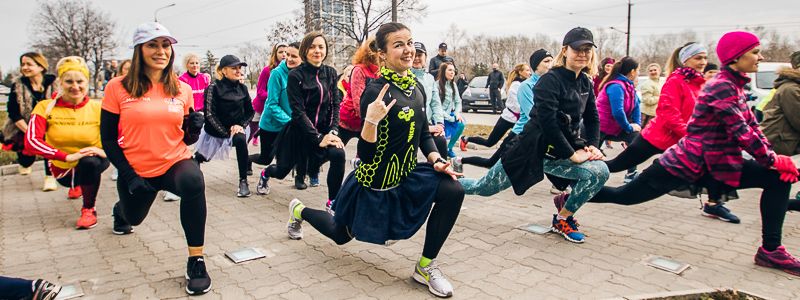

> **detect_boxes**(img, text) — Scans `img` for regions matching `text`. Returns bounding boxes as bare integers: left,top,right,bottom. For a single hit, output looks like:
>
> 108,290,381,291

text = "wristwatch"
330,129,339,136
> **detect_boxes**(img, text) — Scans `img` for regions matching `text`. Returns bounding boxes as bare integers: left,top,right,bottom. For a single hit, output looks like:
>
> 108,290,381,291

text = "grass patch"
463,124,495,137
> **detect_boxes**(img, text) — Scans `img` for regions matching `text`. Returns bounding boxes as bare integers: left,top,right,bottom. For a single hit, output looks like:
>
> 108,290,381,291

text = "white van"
746,62,791,111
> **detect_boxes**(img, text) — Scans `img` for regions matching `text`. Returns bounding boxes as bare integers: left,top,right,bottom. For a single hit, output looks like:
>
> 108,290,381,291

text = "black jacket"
286,62,341,144
428,55,454,79
486,70,505,89
501,66,599,195
202,78,255,138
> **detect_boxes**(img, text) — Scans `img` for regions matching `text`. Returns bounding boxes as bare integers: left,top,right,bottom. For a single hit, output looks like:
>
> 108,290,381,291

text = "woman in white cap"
100,22,210,295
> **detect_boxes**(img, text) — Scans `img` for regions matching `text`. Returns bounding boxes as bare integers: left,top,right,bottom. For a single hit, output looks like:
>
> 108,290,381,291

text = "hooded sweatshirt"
760,67,800,155
178,72,212,111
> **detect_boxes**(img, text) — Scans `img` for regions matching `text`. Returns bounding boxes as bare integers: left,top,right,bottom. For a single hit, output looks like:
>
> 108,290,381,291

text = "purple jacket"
659,67,776,187
596,77,638,136
253,66,272,114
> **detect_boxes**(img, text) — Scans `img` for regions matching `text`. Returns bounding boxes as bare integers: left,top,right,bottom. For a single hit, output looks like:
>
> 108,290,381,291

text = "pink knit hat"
716,31,760,65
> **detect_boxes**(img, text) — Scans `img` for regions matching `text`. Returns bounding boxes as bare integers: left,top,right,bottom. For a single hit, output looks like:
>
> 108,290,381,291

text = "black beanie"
529,49,553,71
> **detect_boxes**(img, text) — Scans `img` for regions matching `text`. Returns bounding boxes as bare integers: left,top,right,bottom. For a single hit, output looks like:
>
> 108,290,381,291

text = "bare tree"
593,28,625,61
29,0,117,92
237,42,270,88
266,11,306,47
307,0,428,46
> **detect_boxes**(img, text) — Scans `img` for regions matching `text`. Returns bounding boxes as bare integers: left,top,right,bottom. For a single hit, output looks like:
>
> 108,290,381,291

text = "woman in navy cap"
194,54,255,197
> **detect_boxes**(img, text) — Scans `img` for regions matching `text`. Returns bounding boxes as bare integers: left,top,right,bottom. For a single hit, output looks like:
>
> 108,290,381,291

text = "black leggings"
196,132,249,179
604,134,661,173
302,178,464,259
339,128,361,146
463,132,516,168
17,152,51,175
600,131,640,174
308,147,346,200
249,130,279,166
467,117,514,147
433,134,448,159
590,160,790,250
115,159,207,247
56,156,109,209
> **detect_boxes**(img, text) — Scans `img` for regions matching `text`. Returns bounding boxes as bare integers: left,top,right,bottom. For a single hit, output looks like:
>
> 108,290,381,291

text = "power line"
181,9,295,41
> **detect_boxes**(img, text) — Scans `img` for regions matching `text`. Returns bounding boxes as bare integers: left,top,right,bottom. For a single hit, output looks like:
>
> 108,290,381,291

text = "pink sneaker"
755,246,800,276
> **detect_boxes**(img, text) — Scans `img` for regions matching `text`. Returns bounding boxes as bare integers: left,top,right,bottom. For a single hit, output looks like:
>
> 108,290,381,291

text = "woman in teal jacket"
251,43,301,174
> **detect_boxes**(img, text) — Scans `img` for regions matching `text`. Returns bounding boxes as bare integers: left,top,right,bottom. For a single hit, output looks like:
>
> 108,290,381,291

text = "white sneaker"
287,199,304,240
164,191,181,202
18,165,32,175
42,176,58,191
412,261,454,298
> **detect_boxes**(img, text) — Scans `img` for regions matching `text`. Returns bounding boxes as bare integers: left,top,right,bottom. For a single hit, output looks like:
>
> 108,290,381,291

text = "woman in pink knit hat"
586,31,800,276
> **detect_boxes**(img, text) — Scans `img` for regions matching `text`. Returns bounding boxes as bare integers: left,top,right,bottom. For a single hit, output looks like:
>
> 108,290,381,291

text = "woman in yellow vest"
24,56,108,230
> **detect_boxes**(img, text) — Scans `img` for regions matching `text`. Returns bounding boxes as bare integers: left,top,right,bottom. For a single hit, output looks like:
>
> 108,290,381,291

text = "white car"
747,62,791,106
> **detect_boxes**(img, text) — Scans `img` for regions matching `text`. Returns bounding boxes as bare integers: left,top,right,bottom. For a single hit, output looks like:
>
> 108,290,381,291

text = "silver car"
461,76,506,113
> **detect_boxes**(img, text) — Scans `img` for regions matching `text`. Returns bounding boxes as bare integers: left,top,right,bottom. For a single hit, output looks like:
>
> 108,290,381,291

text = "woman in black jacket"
257,32,346,208
458,27,610,244
194,55,255,197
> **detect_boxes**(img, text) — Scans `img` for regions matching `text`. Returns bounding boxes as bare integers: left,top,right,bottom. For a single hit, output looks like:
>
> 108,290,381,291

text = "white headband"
679,43,707,64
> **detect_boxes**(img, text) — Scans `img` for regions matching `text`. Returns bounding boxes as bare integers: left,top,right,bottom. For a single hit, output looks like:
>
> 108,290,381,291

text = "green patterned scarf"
380,66,416,96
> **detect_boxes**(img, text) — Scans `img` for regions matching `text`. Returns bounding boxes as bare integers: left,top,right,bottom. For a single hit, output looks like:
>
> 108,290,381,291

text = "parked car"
746,62,791,110
0,84,10,95
461,76,507,113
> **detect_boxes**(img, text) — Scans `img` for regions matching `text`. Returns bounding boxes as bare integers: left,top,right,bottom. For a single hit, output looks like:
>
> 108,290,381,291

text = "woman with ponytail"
338,37,381,145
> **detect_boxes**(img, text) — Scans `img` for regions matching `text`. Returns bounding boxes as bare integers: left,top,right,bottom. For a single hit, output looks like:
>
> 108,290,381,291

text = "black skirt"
332,163,444,245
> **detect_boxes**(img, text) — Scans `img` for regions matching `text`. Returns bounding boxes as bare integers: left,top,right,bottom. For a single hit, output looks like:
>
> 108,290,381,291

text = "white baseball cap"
130,22,178,49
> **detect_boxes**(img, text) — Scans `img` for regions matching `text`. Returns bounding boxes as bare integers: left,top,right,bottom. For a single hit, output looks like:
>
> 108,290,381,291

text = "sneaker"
295,176,307,190
412,261,454,298
163,191,181,202
549,185,571,195
447,149,456,158
702,203,741,224
755,246,800,277
256,173,270,195
111,169,118,181
237,179,251,197
325,199,335,216
551,214,585,243
185,256,212,295
31,279,61,300
247,168,253,176
451,157,463,174
18,165,32,175
112,203,133,235
623,171,638,183
42,176,58,192
287,198,304,240
76,207,97,229
459,136,468,152
552,194,580,228
309,176,320,187
68,186,82,200
351,157,361,170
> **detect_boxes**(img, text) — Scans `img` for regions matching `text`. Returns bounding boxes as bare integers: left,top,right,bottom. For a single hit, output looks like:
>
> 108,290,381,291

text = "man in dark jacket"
429,42,454,79
486,63,505,113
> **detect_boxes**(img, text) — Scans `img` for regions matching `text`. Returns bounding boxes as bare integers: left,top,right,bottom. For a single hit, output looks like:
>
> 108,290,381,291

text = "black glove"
186,108,205,131
126,174,156,195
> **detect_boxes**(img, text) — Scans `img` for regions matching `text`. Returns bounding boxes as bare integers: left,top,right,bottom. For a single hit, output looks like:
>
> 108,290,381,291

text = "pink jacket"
178,72,211,111
253,66,272,114
339,63,379,131
641,68,705,150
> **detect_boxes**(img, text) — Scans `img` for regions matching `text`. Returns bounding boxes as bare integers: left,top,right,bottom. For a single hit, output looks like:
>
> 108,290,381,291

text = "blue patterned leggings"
459,159,609,213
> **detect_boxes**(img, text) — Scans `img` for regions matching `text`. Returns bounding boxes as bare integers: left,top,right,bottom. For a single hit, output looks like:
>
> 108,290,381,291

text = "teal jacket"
259,60,293,132
412,68,442,124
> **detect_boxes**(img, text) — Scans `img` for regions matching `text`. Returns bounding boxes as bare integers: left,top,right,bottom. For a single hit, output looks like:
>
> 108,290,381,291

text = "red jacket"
641,67,705,150
339,63,379,131
659,67,775,187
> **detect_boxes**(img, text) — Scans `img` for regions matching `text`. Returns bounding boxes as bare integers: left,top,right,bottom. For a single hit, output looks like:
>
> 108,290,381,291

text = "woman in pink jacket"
603,42,742,223
251,43,288,145
178,53,212,111
338,38,380,145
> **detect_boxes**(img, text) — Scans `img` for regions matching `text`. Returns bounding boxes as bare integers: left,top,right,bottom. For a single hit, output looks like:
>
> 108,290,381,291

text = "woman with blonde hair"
457,63,531,168
178,53,212,111
250,43,289,146
25,56,109,229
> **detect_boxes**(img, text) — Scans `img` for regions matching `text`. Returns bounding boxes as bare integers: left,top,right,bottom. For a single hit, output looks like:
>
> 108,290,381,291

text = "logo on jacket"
398,107,414,122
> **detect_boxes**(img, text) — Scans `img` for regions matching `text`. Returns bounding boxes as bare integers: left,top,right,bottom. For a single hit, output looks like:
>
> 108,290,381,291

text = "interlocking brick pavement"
2,142,800,299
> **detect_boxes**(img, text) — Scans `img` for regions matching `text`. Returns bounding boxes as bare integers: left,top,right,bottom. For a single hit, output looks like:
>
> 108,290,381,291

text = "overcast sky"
1,0,798,72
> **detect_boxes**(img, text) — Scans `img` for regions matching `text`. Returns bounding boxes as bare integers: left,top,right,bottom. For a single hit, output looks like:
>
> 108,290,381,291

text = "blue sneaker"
447,149,456,158
551,214,585,243
702,203,740,224
623,170,639,183
309,176,320,187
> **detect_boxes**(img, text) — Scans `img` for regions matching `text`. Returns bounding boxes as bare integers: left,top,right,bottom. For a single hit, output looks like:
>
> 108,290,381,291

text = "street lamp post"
154,3,176,22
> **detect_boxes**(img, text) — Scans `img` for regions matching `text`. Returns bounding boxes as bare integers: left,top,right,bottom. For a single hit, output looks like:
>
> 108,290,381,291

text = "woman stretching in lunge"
287,23,464,298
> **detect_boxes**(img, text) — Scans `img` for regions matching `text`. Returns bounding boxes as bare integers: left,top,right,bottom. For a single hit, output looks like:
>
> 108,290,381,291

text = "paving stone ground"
2,141,800,299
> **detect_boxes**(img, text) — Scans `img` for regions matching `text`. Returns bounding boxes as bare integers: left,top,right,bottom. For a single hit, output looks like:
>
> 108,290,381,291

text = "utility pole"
626,0,631,56
391,0,397,22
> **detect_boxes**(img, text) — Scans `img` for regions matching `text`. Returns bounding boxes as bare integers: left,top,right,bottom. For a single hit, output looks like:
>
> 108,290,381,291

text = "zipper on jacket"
314,70,323,126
